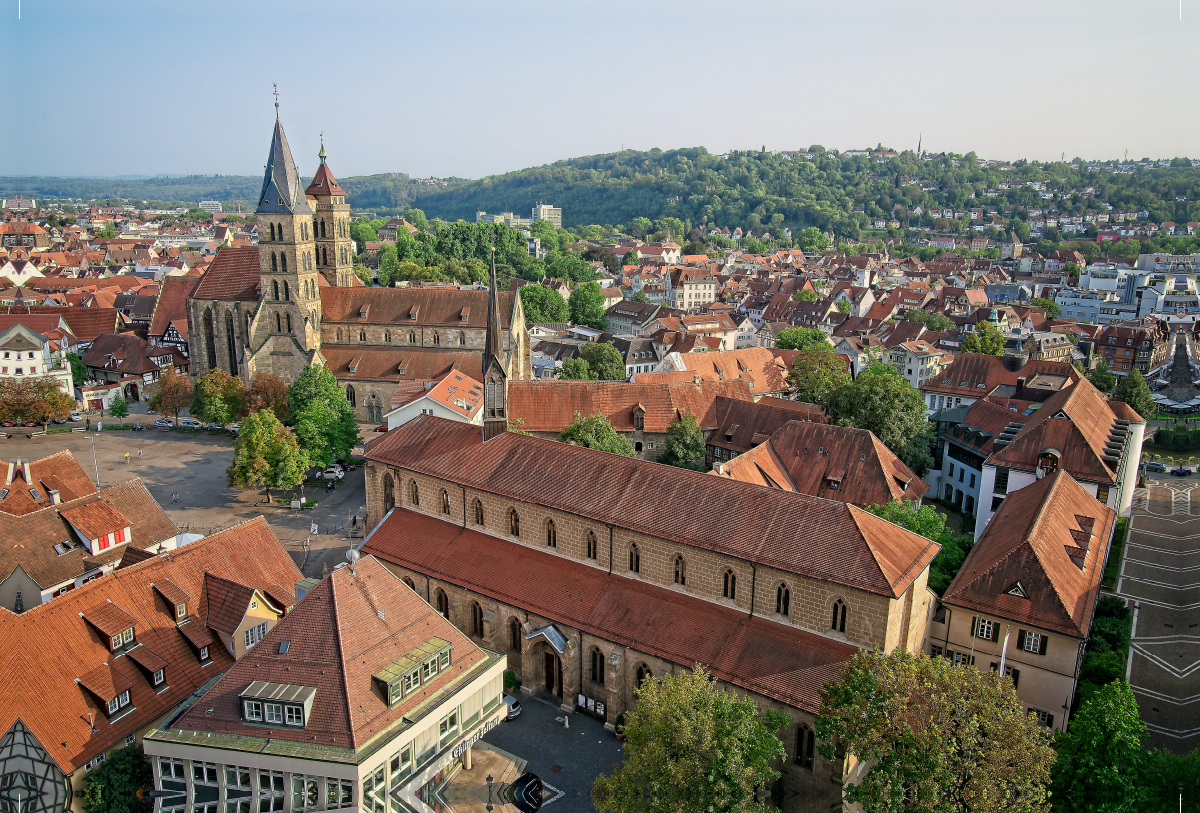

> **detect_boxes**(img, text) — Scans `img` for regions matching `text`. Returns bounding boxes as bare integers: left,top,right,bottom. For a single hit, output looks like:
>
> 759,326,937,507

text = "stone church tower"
306,141,356,288
482,252,508,442
244,104,324,383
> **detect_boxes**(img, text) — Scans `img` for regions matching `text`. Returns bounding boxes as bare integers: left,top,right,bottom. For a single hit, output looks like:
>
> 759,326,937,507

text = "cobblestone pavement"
1121,477,1200,752
0,426,365,580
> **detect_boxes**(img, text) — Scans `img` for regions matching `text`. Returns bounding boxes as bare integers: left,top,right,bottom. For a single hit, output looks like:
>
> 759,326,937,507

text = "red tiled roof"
60,501,131,541
304,163,346,197
191,246,260,301
707,396,827,456
366,417,939,597
77,662,134,702
173,556,489,748
363,509,857,714
715,421,927,506
0,517,301,773
200,573,258,635
507,380,753,433
0,451,96,517
661,348,787,394
920,354,1081,399
81,600,138,638
943,470,1115,638
322,345,482,382
151,578,189,606
0,307,121,342
320,287,516,329
148,275,197,339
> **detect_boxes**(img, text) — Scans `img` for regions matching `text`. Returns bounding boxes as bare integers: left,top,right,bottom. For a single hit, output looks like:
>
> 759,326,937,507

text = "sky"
5,0,1200,180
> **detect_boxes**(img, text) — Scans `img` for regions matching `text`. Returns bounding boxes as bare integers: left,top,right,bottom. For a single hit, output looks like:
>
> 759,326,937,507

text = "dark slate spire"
484,248,502,369
256,94,312,216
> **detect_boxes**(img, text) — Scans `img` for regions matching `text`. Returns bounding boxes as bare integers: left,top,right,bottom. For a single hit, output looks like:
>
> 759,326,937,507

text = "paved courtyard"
1120,475,1200,752
0,425,364,580
480,694,624,813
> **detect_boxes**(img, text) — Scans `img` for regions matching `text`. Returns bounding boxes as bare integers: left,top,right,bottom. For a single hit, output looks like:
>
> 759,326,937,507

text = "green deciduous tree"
403,208,427,231
1087,360,1117,394
83,744,153,813
569,281,608,329
226,409,308,499
826,367,931,461
246,372,290,423
147,367,193,423
66,351,86,385
580,342,627,380
817,649,1054,813
519,284,569,324
796,226,830,252
190,368,246,427
787,346,852,407
632,290,651,304
1111,369,1155,421
656,410,707,470
962,321,1006,355
592,665,788,813
792,288,818,302
558,357,594,380
1030,297,1061,318
287,366,360,468
904,309,955,331
108,396,128,419
559,412,636,456
866,499,973,594
774,327,828,351
836,298,853,314
1050,680,1148,813
23,377,76,430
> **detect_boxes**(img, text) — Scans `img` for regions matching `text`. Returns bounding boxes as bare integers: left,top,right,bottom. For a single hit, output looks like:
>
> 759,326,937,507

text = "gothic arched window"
283,281,290,301
436,589,448,618
359,329,366,342
636,663,651,686
383,473,395,513
271,253,278,273
590,648,605,686
586,530,597,560
432,332,440,345
470,602,484,637
723,569,736,600
345,385,356,407
320,219,326,238
409,480,419,506
776,584,790,617
458,332,466,346
408,331,416,344
795,725,815,769
272,280,279,300
281,254,287,273
473,499,484,526
629,544,640,574
674,555,686,586
510,617,521,652
440,489,450,515
546,519,556,548
508,509,520,537
224,311,238,376
384,330,391,343
270,223,276,241
275,313,282,333
832,599,847,633
203,308,216,370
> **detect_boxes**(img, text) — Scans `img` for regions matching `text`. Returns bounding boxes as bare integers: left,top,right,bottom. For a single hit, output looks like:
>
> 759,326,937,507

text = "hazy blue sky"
5,0,1200,179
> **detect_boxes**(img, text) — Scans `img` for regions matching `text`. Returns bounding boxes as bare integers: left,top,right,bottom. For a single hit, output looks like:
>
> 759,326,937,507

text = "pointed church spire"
482,247,508,442
319,133,327,166
256,92,312,216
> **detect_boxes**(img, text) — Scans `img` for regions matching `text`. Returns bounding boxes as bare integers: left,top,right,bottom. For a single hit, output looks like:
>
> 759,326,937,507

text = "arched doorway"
123,382,139,402
542,649,563,698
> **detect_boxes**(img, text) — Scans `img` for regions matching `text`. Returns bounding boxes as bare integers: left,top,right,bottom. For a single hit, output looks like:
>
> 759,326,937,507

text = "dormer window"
111,627,133,650
175,603,186,620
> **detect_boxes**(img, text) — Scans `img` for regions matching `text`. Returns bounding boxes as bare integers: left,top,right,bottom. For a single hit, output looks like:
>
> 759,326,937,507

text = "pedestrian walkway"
1120,481,1200,751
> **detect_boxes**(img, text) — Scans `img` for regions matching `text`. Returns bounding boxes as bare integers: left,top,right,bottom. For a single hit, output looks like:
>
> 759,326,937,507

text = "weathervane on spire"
273,83,279,114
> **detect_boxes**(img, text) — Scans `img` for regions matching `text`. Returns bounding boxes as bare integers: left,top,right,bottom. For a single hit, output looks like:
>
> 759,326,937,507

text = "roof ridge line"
329,571,356,747
1020,473,1084,630
844,504,910,598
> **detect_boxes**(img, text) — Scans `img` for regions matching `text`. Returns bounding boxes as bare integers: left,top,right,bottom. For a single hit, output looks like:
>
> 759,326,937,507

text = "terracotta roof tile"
125,642,168,673
77,662,134,702
0,307,121,342
173,556,488,749
943,471,1115,638
81,601,137,638
921,354,1081,399
367,417,939,597
362,510,857,714
200,574,257,635
191,246,260,301
151,578,189,607
147,275,197,339
508,380,753,433
320,287,516,329
0,451,96,517
60,501,131,541
322,345,482,382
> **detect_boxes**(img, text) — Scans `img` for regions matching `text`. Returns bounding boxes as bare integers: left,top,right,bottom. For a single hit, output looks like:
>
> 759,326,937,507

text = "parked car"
204,423,224,432
69,412,82,422
503,695,521,721
228,423,240,437
154,418,174,429
1146,461,1166,472
322,467,345,480
1171,466,1193,477
178,418,203,429
373,424,388,432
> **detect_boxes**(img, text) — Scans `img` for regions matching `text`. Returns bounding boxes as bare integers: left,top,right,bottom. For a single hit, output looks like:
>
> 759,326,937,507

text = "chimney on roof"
1016,376,1026,394
21,460,29,483
49,489,60,505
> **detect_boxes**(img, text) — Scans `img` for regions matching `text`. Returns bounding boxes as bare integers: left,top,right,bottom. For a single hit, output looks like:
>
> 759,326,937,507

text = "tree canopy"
825,366,931,462
558,412,636,456
569,281,608,329
246,372,290,423
904,309,955,331
1086,360,1117,394
519,283,569,324
961,321,1006,355
190,368,246,427
227,409,308,498
787,346,852,407
817,649,1055,813
147,368,193,422
1029,297,1061,318
656,410,707,470
287,366,360,468
866,499,973,594
774,327,828,351
83,744,153,813
1111,369,1155,420
1050,680,1148,813
592,665,788,813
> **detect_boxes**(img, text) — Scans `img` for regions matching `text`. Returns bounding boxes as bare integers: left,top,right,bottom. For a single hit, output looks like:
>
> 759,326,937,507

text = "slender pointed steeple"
256,91,312,216
482,247,508,442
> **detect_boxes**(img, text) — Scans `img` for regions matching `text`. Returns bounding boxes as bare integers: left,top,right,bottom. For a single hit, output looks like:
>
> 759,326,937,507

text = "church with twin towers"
186,102,531,421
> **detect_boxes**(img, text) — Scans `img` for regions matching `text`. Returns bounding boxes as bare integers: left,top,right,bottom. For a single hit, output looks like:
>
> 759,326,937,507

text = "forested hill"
0,173,458,212
411,147,1200,237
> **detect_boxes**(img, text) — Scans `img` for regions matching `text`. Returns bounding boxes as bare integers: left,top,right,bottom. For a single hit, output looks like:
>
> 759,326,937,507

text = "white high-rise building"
532,202,562,228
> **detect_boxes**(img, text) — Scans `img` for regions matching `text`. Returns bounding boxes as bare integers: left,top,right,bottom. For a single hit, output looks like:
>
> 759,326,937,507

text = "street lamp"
89,433,100,487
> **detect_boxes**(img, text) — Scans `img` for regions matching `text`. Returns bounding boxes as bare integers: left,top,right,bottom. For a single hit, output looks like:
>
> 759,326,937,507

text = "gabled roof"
322,345,482,383
0,517,302,774
942,470,1115,638
148,274,197,339
366,417,939,598
990,376,1136,484
201,573,262,636
319,287,516,329
363,509,856,714
0,451,96,517
0,307,121,342
707,395,827,455
920,354,1081,399
715,420,928,506
651,347,787,394
170,556,488,749
507,380,753,433
191,246,260,302
60,501,131,540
